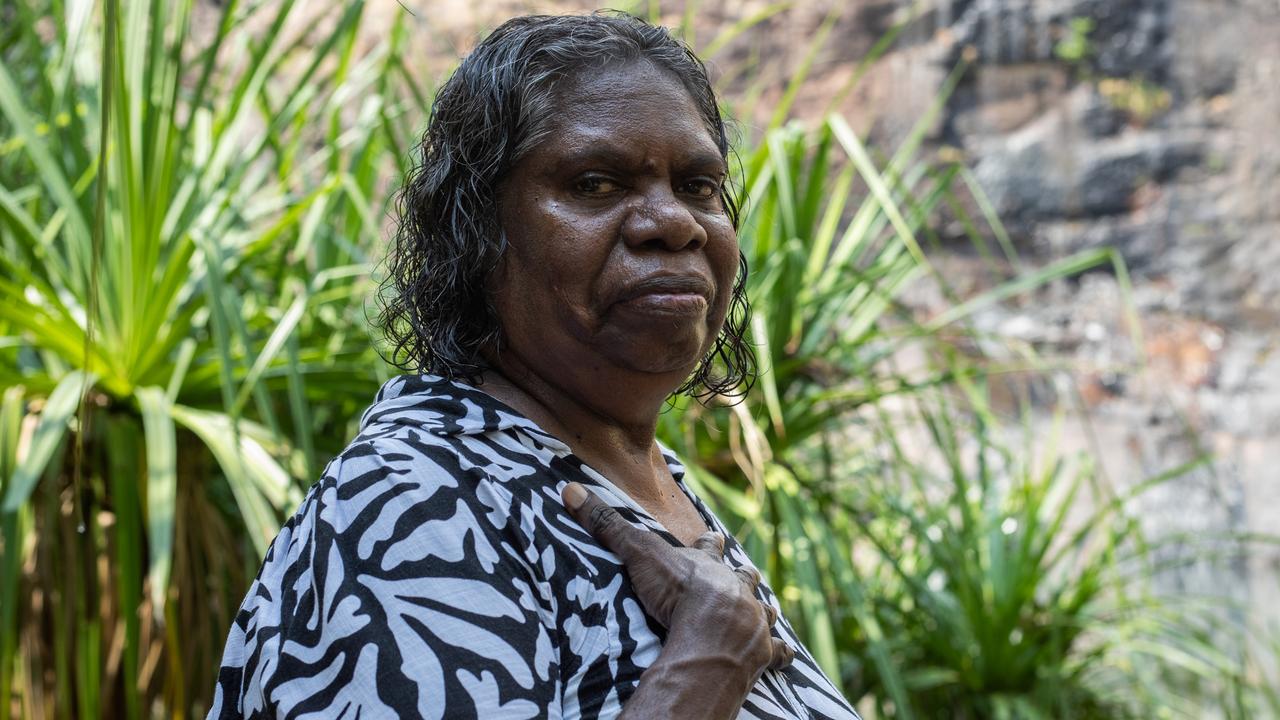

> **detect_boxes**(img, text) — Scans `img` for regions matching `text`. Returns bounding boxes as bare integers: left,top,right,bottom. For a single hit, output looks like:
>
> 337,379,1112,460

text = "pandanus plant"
0,0,420,715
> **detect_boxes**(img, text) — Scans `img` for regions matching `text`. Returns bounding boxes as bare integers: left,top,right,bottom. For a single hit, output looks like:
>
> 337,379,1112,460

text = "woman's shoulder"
210,378,567,719
306,421,546,588
302,373,563,529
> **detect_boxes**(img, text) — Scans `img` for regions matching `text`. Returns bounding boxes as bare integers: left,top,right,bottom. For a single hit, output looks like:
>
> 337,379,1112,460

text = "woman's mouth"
617,292,709,315
613,275,714,316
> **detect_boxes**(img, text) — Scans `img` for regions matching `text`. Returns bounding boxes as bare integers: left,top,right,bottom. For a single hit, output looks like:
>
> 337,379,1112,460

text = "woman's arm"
561,482,793,720
210,438,561,719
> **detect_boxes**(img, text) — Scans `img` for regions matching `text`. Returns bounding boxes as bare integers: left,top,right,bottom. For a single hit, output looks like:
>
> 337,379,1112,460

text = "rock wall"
818,0,1280,638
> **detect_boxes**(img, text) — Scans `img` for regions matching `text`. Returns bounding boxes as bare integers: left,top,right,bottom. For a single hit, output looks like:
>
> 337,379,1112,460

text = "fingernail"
563,482,587,511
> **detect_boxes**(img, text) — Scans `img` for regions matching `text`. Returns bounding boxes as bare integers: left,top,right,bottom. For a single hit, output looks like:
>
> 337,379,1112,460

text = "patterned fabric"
209,375,860,720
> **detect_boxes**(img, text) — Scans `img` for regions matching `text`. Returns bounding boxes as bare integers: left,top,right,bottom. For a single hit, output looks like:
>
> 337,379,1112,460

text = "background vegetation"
0,0,1274,718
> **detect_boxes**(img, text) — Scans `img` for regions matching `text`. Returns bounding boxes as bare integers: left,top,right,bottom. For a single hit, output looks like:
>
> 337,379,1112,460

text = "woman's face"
491,61,738,388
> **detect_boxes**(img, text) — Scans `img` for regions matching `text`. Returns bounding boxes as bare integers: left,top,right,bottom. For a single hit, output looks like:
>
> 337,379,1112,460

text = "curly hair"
377,12,755,400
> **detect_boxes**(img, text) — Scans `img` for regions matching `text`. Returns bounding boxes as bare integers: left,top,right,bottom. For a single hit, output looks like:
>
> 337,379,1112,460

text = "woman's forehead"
555,58,686,96
532,62,720,157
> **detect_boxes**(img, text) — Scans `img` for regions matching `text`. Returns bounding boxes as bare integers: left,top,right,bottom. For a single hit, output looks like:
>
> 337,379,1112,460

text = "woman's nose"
620,185,708,252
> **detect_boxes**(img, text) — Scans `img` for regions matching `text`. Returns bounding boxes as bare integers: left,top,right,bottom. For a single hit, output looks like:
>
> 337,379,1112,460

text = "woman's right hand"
562,482,793,719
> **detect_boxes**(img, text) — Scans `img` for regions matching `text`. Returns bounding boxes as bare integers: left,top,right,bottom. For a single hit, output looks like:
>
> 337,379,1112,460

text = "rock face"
818,0,1280,638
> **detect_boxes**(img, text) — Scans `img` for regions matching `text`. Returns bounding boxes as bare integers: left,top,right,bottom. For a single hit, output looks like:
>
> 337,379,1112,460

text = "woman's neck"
475,361,677,504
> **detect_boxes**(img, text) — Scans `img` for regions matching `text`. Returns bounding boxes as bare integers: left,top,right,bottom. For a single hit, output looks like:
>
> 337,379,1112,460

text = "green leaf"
828,115,930,270
0,385,27,714
925,248,1116,330
136,386,176,622
698,2,790,57
231,293,307,416
2,371,95,512
169,405,295,555
103,417,143,720
0,57,94,287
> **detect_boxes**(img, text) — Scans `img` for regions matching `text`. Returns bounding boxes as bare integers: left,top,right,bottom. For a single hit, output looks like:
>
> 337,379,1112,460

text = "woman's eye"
680,178,721,198
575,176,621,194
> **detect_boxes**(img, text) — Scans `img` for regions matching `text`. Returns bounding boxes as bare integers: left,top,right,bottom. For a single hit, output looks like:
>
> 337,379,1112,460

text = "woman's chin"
630,356,703,378
594,336,708,378
572,309,724,380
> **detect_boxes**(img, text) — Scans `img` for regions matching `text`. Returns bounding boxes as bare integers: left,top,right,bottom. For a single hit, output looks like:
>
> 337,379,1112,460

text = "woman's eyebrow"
681,150,730,175
551,145,631,172
551,145,726,174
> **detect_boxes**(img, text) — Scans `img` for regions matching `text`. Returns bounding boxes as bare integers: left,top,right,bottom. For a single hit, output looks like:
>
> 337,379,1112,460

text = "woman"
210,13,859,720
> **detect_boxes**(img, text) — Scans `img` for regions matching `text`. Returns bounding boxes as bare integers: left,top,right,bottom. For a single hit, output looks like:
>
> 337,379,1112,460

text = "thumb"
562,482,654,565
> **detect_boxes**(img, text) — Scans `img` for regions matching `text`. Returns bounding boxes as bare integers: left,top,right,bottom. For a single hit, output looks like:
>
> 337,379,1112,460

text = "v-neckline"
462,378,719,547
567,453,718,549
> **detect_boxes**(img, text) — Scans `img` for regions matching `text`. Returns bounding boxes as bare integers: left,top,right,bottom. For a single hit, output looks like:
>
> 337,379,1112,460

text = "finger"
734,565,762,588
768,638,795,671
689,531,725,558
762,601,778,627
562,482,658,564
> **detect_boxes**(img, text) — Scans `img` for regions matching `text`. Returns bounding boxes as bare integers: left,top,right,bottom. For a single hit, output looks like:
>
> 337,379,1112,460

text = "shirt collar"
359,374,686,479
359,374,570,452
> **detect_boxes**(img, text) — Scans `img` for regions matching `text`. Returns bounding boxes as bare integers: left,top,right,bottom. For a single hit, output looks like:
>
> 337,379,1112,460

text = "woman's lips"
613,275,714,316
617,292,709,315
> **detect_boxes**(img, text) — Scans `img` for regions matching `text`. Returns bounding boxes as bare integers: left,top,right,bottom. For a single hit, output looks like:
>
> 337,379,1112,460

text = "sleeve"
208,434,561,720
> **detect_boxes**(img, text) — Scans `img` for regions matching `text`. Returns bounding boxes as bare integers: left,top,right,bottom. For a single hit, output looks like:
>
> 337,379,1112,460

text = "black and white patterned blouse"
209,375,860,720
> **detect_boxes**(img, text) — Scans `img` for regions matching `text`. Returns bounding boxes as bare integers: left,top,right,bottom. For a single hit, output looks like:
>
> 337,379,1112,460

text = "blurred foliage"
1097,77,1173,125
1054,16,1095,65
0,0,1273,718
